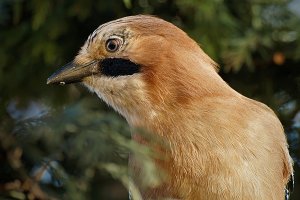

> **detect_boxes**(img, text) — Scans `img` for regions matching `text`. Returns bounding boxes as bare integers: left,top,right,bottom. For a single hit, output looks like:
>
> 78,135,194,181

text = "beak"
47,60,99,85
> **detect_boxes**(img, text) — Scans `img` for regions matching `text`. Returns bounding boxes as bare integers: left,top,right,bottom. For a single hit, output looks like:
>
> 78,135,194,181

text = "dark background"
1,0,300,199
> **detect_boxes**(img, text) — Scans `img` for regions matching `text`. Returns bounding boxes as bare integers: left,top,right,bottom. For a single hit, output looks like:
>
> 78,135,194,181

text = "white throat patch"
83,74,155,125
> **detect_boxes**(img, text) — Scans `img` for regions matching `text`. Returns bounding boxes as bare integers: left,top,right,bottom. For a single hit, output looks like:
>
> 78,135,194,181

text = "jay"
47,15,293,200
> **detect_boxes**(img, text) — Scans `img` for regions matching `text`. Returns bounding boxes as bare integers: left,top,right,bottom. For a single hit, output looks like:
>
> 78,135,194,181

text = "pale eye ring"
105,37,122,52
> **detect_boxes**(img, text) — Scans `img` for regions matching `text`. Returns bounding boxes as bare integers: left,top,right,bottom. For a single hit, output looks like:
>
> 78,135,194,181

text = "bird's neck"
126,59,238,147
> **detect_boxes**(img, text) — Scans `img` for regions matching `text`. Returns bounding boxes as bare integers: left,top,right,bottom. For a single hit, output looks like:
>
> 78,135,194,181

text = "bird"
47,15,293,200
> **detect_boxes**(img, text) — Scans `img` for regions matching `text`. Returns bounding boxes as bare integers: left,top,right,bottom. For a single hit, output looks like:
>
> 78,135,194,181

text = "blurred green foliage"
0,0,300,199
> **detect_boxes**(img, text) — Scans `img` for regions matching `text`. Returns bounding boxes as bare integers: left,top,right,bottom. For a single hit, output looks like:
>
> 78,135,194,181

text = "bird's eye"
105,38,122,52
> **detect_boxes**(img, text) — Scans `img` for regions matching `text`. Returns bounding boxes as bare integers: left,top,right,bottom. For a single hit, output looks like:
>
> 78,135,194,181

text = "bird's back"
132,94,293,200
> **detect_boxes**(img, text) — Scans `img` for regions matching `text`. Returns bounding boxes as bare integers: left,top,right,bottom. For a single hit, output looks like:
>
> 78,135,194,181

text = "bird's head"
47,15,224,126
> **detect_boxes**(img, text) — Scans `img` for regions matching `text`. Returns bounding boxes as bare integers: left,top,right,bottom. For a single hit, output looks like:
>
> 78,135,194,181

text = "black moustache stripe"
100,58,141,77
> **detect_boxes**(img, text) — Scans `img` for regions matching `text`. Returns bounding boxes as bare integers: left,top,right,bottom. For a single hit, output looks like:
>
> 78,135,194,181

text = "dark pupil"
107,40,117,51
